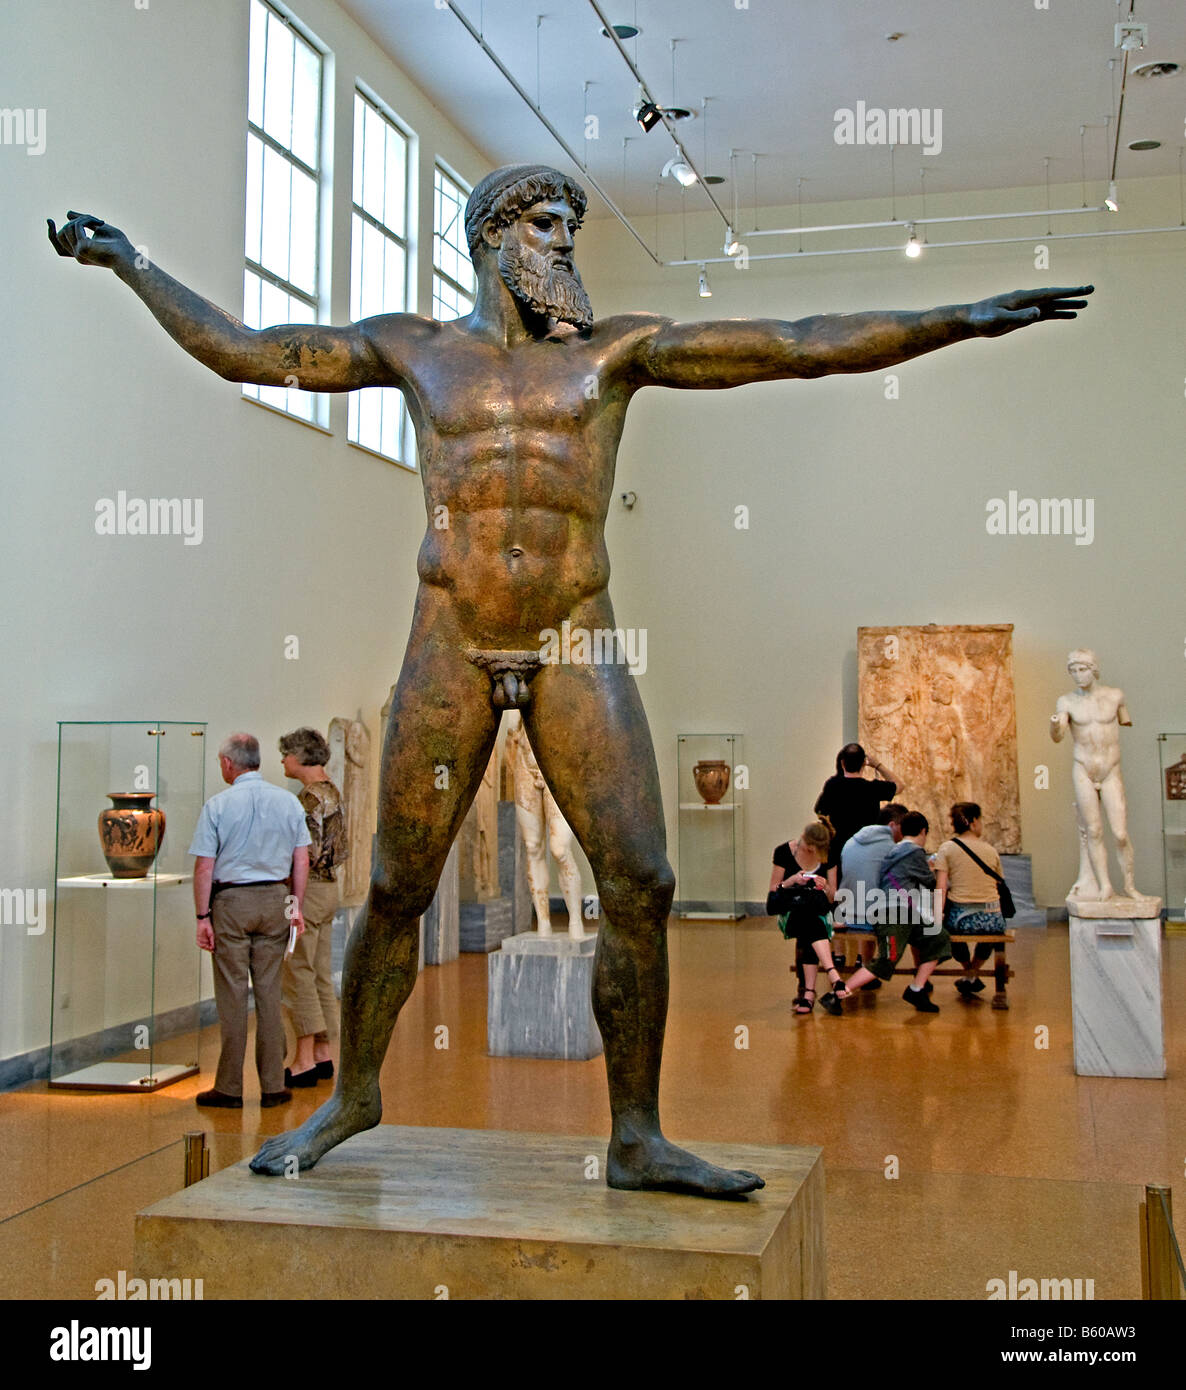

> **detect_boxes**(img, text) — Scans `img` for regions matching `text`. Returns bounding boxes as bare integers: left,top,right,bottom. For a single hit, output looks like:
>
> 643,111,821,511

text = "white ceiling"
338,0,1186,222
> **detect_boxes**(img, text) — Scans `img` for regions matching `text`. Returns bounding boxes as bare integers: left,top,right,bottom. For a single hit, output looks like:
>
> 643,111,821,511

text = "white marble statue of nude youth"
1049,648,1145,903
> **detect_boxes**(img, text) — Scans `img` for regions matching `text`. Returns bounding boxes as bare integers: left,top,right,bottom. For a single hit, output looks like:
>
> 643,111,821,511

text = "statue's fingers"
46,218,73,256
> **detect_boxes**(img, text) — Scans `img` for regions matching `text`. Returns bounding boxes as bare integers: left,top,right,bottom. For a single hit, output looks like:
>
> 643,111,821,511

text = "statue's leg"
525,644,763,1198
543,787,586,938
514,789,552,933
1099,771,1136,896
1072,762,1111,900
1070,798,1094,898
251,598,498,1174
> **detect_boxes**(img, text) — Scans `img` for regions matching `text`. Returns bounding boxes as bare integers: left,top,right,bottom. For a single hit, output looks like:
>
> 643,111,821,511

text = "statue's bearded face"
493,199,593,329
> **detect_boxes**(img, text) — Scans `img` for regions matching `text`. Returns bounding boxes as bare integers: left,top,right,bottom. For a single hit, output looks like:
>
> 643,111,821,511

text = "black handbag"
952,839,1015,919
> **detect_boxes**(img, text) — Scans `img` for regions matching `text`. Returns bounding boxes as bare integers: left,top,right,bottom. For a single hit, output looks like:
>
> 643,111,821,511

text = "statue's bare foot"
607,1133,764,1200
249,1090,381,1175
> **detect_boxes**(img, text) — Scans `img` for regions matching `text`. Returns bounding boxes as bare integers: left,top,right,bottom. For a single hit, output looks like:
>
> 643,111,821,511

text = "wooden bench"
832,929,1016,1010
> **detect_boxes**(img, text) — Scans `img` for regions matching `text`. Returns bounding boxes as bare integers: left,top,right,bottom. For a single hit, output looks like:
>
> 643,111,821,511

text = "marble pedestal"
134,1126,824,1299
1068,896,1165,1078
459,805,529,952
460,898,513,953
503,801,532,934
422,842,459,965
488,932,601,1059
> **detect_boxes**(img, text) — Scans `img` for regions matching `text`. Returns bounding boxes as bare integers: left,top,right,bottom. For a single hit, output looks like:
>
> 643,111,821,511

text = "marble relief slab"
858,623,1021,852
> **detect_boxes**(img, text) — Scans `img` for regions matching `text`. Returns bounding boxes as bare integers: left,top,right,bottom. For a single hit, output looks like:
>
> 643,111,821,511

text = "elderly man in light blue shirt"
189,732,311,1109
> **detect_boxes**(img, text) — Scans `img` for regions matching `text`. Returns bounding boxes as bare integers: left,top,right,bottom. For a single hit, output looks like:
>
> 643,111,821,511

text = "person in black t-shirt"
814,742,900,871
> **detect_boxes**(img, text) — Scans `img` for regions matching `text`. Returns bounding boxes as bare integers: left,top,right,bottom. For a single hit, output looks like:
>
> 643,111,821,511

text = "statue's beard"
498,243,593,329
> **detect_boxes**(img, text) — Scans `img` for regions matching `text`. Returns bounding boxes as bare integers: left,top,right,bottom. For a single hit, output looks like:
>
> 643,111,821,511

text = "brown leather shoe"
195,1089,243,1109
260,1089,292,1108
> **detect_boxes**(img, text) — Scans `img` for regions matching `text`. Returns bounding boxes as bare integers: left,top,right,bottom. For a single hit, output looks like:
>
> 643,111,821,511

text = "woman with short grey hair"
278,728,345,1085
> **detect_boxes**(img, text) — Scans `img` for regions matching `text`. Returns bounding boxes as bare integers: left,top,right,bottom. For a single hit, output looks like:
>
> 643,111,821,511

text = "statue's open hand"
969,285,1094,338
47,211,133,268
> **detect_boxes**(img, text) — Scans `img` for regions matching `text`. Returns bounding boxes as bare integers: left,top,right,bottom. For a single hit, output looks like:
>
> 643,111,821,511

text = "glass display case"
676,733,744,919
1159,733,1186,922
50,720,207,1089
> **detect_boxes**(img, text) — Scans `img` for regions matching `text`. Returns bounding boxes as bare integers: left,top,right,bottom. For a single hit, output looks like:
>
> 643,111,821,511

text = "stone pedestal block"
422,842,459,966
488,931,600,1059
1069,899,1165,1078
134,1126,825,1300
460,898,512,953
459,808,525,952
503,801,532,934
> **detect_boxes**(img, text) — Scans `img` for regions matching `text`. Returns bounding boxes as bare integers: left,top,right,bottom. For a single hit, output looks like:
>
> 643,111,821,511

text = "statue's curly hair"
464,165,587,258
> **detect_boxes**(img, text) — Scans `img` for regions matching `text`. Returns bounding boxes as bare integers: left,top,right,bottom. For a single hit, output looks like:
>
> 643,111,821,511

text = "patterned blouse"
300,779,347,882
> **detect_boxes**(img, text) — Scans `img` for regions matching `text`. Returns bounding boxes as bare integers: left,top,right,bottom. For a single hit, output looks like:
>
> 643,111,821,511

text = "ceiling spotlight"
703,175,727,185
1128,138,1161,151
662,157,698,187
904,223,922,258
698,264,712,298
1132,60,1180,79
635,100,663,133
1105,181,1119,212
1115,21,1147,53
602,23,641,40
723,226,741,256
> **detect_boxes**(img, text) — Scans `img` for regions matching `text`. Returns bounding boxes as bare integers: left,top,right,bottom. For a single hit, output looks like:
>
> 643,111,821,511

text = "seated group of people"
768,743,1008,1017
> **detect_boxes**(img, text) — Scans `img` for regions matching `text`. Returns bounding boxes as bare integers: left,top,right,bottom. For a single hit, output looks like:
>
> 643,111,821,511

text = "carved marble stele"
1050,648,1159,912
504,711,586,938
858,624,1021,852
328,716,373,907
458,744,501,902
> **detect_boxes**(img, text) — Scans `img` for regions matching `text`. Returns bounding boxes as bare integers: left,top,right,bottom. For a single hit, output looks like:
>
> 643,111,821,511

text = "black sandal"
792,989,816,1014
827,968,852,1000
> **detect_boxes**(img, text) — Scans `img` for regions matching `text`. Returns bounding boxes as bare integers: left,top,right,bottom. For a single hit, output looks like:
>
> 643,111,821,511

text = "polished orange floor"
1,921,1182,1299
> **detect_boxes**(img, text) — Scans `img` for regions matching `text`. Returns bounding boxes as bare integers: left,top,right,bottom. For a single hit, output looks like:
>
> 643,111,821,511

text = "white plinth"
57,872,189,888
1069,906,1165,1079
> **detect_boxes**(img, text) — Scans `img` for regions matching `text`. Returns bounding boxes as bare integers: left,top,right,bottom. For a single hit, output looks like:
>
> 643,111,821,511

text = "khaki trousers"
210,883,290,1097
282,877,340,1043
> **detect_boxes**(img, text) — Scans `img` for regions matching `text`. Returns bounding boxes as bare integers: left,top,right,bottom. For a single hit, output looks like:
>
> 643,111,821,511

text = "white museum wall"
575,178,1184,914
0,0,489,1062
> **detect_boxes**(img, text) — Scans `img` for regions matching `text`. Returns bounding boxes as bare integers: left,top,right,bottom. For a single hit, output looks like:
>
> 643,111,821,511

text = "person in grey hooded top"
835,802,907,928
829,811,952,1014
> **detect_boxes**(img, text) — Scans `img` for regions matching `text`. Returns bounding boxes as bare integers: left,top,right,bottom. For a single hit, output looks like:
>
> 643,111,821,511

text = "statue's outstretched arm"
48,211,396,391
630,286,1093,390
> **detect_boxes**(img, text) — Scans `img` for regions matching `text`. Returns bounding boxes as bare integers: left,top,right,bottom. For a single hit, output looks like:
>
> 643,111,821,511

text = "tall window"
433,165,475,321
348,91,411,465
244,0,325,424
